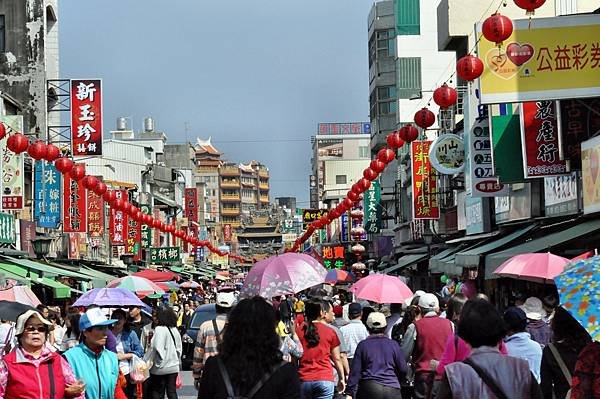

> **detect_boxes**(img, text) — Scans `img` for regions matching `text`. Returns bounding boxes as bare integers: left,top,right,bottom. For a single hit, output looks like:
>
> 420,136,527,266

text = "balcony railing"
221,180,240,188
260,196,269,203
258,169,269,178
221,207,241,215
221,194,241,202
220,166,240,176
258,183,269,190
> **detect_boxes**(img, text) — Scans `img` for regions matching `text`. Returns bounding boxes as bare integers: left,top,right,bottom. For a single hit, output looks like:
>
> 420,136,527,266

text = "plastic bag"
130,355,152,384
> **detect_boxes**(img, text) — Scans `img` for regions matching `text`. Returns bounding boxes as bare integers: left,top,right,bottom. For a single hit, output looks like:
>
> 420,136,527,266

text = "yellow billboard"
477,14,600,104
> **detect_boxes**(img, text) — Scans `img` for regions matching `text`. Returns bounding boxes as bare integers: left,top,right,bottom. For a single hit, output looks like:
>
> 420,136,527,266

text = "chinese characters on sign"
0,213,16,244
140,204,152,249
321,245,346,270
581,136,600,214
87,187,104,237
411,141,440,219
0,116,24,210
149,247,180,263
71,79,103,156
63,174,87,233
317,122,371,135
521,101,567,178
429,134,465,175
470,117,507,196
109,190,128,244
184,188,198,222
301,209,328,226
223,224,232,242
560,98,600,169
125,215,141,260
363,181,381,234
34,161,61,228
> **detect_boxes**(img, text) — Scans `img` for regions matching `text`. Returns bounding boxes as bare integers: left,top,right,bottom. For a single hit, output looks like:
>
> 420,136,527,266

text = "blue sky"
60,1,375,205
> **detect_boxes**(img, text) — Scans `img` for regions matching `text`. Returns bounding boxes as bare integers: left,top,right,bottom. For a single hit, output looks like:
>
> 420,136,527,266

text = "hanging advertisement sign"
363,181,381,234
317,139,344,158
490,103,525,183
477,14,600,104
109,190,128,244
87,189,104,237
318,122,370,135
321,245,346,270
152,207,161,247
521,101,568,178
140,204,152,249
560,97,600,170
125,216,141,260
149,247,180,263
465,196,492,235
19,220,36,257
184,188,198,222
411,141,440,219
581,136,600,214
63,175,87,233
68,233,82,260
0,213,15,244
71,79,103,156
34,161,61,228
223,223,232,242
544,172,580,217
469,116,508,197
301,209,328,225
429,134,465,175
340,213,349,242
188,224,198,254
0,116,24,210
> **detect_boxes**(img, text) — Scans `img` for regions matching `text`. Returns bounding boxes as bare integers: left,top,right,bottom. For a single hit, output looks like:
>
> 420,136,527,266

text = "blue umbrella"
73,287,147,308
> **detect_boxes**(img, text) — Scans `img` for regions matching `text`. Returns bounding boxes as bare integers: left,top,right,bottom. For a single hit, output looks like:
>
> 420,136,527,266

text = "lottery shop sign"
477,14,600,104
321,245,345,270
71,79,103,156
520,101,567,178
411,141,440,219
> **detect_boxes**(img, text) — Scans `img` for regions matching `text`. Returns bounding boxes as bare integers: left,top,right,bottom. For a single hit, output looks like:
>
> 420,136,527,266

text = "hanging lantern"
482,12,513,47
103,190,116,203
27,141,47,160
45,144,61,162
328,209,340,220
456,54,484,82
363,168,378,181
343,198,354,209
351,226,365,237
358,178,371,192
352,262,366,271
399,124,420,142
0,122,6,140
351,243,366,255
370,159,386,174
122,202,133,215
377,148,396,164
386,131,404,149
433,84,458,109
414,108,436,130
54,157,74,174
166,224,175,233
151,219,161,229
142,214,153,225
94,181,108,196
133,210,143,221
81,175,99,190
69,164,86,181
111,198,125,210
513,0,545,15
347,190,360,202
7,133,29,154
350,209,364,219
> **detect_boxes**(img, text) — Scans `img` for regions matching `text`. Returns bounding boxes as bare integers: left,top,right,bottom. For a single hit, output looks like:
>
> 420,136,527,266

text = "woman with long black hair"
197,296,300,398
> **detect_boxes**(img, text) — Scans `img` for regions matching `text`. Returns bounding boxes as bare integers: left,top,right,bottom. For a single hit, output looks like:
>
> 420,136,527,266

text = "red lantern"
513,0,545,15
414,109,435,130
69,164,86,181
111,198,125,210
94,181,108,196
399,124,420,142
122,202,133,215
456,55,484,82
363,168,378,181
54,157,74,174
482,12,513,47
386,131,404,149
358,178,371,192
347,190,359,202
343,198,354,209
0,123,6,140
45,144,61,162
81,175,98,190
142,214,152,225
377,148,396,164
159,222,167,231
7,133,29,154
166,224,175,233
329,209,340,219
370,159,386,173
133,210,143,221
152,219,161,229
433,84,458,109
27,141,47,160
103,190,116,203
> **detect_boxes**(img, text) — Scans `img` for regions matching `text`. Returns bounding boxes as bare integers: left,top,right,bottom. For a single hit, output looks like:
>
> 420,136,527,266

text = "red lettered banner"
411,141,440,219
109,190,128,245
126,216,141,260
153,207,161,247
87,189,104,237
71,79,103,156
521,101,567,178
63,175,87,233
184,188,198,222
223,224,232,241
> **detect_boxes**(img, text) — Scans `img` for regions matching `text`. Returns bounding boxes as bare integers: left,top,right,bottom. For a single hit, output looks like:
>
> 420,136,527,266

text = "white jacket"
146,326,182,375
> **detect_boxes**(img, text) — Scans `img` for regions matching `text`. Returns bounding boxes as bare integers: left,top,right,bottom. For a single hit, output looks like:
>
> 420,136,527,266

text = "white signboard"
468,118,509,197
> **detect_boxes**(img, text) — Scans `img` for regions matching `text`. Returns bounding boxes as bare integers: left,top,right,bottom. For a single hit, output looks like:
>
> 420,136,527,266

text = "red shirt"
296,322,340,382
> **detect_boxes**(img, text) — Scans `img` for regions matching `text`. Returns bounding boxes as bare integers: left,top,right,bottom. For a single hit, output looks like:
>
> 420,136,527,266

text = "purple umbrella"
73,287,147,308
241,253,327,299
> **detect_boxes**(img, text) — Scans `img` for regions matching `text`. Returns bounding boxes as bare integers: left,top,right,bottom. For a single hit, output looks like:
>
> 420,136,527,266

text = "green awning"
429,245,468,273
170,266,183,273
455,224,538,268
0,262,71,298
382,253,428,275
485,218,600,279
1,256,93,281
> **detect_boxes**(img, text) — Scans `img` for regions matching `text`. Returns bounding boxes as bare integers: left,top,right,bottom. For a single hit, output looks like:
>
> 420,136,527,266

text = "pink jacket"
436,334,508,375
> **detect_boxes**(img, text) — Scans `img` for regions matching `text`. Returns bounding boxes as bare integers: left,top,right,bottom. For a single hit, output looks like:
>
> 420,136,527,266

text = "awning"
485,218,600,279
0,256,93,281
0,263,71,298
455,224,538,269
429,244,468,274
382,253,428,275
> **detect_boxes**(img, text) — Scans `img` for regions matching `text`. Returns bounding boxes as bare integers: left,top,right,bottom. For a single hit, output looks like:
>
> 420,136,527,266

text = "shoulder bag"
166,327,183,389
463,358,509,399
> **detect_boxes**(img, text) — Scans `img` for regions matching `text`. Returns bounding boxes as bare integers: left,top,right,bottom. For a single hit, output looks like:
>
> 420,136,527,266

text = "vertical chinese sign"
0,212,16,244
126,216,141,261
140,204,152,250
34,161,61,228
63,174,87,233
87,188,104,237
521,101,567,178
19,220,36,257
363,181,381,234
152,207,161,247
71,79,103,156
109,190,128,245
184,188,198,222
411,141,440,219
223,224,232,242
0,116,25,210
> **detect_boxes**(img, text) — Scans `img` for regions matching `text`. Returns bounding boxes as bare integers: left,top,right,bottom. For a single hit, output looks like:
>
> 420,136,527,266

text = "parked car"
181,304,216,370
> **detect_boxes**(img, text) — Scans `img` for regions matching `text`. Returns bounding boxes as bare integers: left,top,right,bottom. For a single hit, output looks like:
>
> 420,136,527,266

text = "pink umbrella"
180,281,200,289
349,274,413,304
493,252,571,283
0,285,42,307
241,253,327,299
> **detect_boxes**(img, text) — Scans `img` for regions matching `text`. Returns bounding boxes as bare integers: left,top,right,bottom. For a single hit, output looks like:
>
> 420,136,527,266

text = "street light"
409,90,436,101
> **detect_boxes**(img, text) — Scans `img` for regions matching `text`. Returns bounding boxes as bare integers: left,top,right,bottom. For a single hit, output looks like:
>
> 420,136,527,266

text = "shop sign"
363,181,381,234
495,183,540,223
340,213,349,242
465,196,492,235
109,190,128,244
150,247,180,263
19,220,36,257
429,134,465,175
68,233,86,260
223,223,232,242
560,97,600,170
581,136,600,214
63,174,87,233
0,116,24,209
301,208,328,225
34,161,61,228
318,122,370,135
317,139,344,158
490,103,525,183
152,207,161,247
184,188,198,222
125,216,141,260
521,101,567,178
411,141,439,219
544,172,580,217
71,79,103,156
477,14,600,104
140,204,151,249
321,245,345,270
0,213,15,244
469,116,508,196
282,233,297,243
87,188,104,237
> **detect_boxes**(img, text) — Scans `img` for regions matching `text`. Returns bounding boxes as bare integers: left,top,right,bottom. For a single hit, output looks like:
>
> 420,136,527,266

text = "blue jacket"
64,343,119,399
117,329,144,358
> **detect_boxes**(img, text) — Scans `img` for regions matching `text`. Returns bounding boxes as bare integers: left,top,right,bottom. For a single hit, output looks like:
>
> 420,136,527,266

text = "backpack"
216,357,286,399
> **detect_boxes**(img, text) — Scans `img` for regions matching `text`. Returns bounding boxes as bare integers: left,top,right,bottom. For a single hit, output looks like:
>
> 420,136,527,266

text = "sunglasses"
24,325,47,333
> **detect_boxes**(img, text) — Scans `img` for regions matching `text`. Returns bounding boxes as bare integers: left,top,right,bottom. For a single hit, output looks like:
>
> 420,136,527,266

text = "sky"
60,1,376,206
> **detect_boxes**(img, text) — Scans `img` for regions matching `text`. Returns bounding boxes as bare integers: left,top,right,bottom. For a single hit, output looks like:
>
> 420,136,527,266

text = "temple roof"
195,137,223,155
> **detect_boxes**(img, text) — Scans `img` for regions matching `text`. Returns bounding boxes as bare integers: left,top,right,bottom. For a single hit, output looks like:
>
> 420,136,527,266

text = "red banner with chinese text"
109,190,128,245
521,101,567,178
126,216,142,260
63,175,87,233
71,79,103,156
223,224,232,242
153,207,161,247
184,188,198,222
411,141,440,220
87,190,104,237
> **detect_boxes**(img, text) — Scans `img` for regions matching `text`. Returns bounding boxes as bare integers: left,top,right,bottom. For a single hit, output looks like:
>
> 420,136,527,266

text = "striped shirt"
340,320,369,359
192,314,227,379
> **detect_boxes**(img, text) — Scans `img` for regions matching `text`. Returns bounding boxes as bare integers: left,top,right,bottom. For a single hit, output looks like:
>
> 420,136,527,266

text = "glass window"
395,0,420,35
336,175,347,185
359,146,370,158
396,57,422,99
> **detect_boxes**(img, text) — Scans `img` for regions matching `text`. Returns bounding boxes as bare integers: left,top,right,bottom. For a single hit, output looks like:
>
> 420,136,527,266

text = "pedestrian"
503,307,543,382
64,308,127,399
0,320,14,357
197,296,301,398
181,303,193,331
145,306,182,399
393,295,422,397
541,307,592,399
297,299,346,399
129,307,151,341
61,312,81,353
111,309,144,399
345,312,407,399
570,340,600,398
0,310,86,399
522,297,553,347
437,299,542,398
47,312,66,352
384,303,403,339
340,303,369,363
